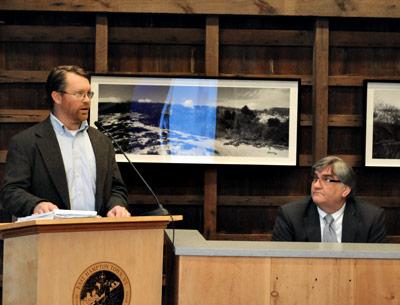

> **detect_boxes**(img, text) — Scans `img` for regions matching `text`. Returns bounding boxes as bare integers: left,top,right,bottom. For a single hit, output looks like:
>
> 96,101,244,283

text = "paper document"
16,209,98,222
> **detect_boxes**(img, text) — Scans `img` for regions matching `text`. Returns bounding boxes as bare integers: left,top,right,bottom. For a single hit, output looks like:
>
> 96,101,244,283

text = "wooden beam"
95,14,108,73
301,114,363,127
329,75,400,87
215,232,272,241
205,16,219,77
0,70,47,83
0,25,93,43
203,168,218,239
0,150,6,163
312,18,329,162
3,25,400,49
330,31,400,48
0,34,4,70
299,155,364,168
300,154,362,167
203,16,220,240
220,73,311,85
110,27,204,45
1,0,400,18
221,29,313,46
0,109,49,123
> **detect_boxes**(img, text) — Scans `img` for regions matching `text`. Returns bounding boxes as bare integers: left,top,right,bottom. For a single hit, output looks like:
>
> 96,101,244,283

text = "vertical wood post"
0,40,4,70
203,16,219,239
95,14,108,73
312,18,329,162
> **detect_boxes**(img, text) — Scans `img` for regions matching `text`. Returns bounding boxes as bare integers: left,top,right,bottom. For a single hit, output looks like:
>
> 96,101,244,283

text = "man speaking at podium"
0,65,130,218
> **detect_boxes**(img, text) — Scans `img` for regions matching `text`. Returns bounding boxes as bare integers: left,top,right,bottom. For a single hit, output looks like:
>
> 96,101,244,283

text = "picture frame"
365,81,400,167
90,76,299,166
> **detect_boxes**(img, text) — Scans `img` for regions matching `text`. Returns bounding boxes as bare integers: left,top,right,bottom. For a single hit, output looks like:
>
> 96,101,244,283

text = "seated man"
272,156,386,243
0,65,130,217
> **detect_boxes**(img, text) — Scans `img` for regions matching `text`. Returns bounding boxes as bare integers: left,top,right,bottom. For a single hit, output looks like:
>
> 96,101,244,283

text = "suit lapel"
342,200,358,242
88,128,106,211
304,201,322,242
35,117,70,208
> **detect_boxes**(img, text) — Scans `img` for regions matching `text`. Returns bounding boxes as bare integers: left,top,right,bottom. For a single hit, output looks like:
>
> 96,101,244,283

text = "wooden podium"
0,215,181,305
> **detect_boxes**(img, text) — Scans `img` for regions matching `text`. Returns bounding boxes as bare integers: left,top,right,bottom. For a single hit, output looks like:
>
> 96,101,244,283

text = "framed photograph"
365,81,400,167
90,76,299,165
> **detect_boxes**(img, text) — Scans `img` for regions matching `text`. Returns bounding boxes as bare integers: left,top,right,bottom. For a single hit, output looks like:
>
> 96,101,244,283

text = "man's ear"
342,185,351,198
51,91,62,105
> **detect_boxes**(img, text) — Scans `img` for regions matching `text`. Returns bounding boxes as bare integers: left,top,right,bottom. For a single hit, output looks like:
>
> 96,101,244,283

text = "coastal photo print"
90,76,299,165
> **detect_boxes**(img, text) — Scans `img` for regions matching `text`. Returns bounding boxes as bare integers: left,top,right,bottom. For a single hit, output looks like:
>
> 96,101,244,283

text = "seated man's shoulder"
352,197,384,213
281,197,312,213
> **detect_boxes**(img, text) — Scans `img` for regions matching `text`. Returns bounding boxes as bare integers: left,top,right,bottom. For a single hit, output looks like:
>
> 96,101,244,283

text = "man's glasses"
59,91,94,100
311,175,341,185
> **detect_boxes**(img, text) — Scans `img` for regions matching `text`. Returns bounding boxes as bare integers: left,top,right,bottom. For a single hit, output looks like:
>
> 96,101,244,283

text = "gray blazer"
0,117,128,217
272,196,386,243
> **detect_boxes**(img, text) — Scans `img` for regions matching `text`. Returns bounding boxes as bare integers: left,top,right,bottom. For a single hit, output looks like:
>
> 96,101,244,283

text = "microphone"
94,121,169,216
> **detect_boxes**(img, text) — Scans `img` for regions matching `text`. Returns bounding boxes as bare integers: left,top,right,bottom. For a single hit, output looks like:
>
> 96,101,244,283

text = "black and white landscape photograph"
90,77,299,165
365,82,400,167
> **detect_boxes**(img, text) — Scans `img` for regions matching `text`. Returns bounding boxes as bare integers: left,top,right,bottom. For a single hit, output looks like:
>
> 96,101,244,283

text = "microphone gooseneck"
94,121,169,216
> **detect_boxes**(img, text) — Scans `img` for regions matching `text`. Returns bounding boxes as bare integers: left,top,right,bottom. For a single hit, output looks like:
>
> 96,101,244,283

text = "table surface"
166,229,400,259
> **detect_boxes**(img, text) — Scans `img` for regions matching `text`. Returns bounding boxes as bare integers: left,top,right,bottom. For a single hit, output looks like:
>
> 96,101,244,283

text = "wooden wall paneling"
0,36,4,70
0,151,5,163
0,25,94,43
110,44,204,74
0,70,47,84
0,11,399,242
110,26,204,72
203,16,219,239
95,14,108,73
331,30,400,48
312,18,329,162
221,29,313,47
2,0,400,18
328,127,363,155
0,109,49,123
220,46,313,76
205,16,219,76
110,27,204,45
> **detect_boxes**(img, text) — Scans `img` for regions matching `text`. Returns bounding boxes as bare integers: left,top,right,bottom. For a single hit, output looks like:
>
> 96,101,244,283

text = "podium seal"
73,262,131,305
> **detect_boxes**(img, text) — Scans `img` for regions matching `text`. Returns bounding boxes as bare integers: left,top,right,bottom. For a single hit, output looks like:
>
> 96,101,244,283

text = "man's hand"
107,205,131,217
33,201,59,214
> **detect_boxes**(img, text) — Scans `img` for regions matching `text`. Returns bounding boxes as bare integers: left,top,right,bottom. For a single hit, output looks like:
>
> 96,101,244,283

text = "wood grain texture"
3,228,164,305
0,109,49,123
1,0,400,18
312,18,329,161
95,14,108,73
175,255,400,305
203,16,220,240
176,256,271,305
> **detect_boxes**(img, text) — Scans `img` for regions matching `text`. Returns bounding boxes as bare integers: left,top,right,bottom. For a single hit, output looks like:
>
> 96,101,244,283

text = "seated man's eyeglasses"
312,175,341,184
58,91,94,100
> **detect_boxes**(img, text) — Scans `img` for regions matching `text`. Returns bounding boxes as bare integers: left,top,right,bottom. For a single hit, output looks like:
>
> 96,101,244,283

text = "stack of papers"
16,209,98,222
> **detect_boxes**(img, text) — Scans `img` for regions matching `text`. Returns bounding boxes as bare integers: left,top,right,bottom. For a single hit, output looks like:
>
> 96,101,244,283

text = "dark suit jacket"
0,117,128,217
272,196,386,243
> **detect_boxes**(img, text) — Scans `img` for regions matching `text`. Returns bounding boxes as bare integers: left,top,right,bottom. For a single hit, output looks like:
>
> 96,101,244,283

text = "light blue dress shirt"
50,113,96,211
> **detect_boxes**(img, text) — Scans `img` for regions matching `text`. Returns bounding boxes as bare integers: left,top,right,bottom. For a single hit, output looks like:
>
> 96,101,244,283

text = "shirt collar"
317,202,346,220
50,113,89,135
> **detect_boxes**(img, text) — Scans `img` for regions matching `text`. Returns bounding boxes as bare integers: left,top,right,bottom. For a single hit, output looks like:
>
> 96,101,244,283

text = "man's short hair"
46,65,89,108
312,155,356,194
